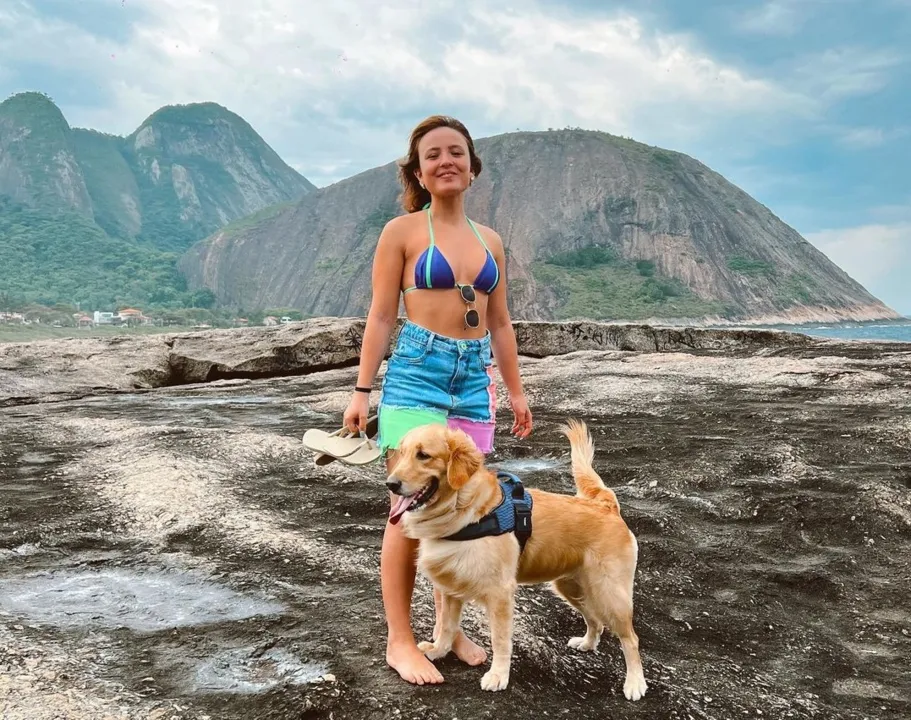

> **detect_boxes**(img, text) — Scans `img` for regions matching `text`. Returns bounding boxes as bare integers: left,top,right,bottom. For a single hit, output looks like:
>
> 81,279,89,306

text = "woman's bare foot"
452,631,488,666
386,638,444,685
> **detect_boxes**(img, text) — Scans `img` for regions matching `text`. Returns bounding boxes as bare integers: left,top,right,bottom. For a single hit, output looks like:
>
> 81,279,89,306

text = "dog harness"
443,471,533,552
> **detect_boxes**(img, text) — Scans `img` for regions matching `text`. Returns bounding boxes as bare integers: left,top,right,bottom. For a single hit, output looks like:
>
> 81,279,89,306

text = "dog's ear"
446,430,482,490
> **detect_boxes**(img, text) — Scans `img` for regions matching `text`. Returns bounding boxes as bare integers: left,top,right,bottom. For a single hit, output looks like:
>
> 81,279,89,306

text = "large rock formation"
0,92,315,248
0,92,94,218
0,318,828,407
122,102,316,250
0,92,316,309
180,129,900,326
0,321,908,720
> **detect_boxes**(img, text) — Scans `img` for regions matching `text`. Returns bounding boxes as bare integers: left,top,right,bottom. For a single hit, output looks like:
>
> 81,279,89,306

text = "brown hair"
397,115,483,213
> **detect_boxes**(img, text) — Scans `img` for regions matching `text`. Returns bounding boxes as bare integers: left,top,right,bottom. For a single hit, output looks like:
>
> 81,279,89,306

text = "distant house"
0,312,24,325
117,308,154,326
280,316,293,324
93,311,117,325
118,308,142,324
76,315,94,328
233,317,249,326
263,316,279,326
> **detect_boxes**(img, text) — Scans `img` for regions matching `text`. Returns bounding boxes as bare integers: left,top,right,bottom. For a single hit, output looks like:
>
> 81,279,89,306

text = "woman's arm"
484,229,533,438
344,218,405,431
357,220,406,386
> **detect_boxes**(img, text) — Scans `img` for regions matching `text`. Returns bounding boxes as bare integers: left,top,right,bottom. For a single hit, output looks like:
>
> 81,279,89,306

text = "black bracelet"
354,385,372,393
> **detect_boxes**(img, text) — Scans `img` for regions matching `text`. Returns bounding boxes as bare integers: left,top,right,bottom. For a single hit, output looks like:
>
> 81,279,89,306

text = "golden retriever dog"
385,419,647,699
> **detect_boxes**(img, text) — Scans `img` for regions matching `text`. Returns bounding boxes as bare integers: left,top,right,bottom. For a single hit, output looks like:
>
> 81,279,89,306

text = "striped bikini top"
403,205,500,295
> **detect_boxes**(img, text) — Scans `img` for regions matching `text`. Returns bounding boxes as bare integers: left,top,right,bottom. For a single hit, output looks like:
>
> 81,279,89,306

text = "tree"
189,288,217,309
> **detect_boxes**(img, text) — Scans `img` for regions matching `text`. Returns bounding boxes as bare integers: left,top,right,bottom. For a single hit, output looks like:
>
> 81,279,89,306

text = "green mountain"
0,91,314,310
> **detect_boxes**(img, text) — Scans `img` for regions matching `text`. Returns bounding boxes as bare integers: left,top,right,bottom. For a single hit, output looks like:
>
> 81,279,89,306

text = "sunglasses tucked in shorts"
378,320,496,455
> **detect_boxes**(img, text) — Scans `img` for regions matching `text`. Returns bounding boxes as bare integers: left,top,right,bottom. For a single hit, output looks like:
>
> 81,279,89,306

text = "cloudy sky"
1,0,909,313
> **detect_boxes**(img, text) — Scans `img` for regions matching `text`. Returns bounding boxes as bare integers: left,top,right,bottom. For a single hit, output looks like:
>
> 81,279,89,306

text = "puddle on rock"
0,567,284,631
492,457,565,474
193,646,330,694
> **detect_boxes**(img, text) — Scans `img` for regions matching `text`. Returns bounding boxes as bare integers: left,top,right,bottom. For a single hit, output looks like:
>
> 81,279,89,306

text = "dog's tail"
559,419,620,514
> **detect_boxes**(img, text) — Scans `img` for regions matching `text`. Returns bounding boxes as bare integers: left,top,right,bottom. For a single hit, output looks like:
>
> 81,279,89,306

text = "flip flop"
303,415,379,466
321,432,383,465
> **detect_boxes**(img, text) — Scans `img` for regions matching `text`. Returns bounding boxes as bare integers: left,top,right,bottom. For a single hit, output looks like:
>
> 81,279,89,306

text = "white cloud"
806,222,911,312
837,125,909,148
839,126,887,148
737,0,805,35
794,47,906,102
735,0,870,37
806,223,909,284
0,0,809,186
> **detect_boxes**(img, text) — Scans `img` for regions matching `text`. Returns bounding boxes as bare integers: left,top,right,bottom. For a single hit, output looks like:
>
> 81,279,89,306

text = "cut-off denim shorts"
378,320,496,454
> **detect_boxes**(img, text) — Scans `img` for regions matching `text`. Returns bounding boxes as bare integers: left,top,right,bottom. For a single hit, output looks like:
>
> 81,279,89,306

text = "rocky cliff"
0,92,94,218
0,92,314,248
181,129,899,325
122,102,316,250
0,92,316,308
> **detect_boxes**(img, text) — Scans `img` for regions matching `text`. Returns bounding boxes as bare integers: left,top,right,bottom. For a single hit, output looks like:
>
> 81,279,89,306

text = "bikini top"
403,204,500,295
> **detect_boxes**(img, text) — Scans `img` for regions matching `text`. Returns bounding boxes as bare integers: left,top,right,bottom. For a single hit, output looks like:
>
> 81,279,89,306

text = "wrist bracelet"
354,385,372,393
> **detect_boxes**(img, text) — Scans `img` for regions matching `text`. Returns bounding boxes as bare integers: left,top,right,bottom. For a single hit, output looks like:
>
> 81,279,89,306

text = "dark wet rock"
1,325,910,718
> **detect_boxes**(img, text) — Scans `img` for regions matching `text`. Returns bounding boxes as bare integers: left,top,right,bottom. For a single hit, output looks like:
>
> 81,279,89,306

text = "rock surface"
0,92,314,248
1,322,910,719
0,318,838,407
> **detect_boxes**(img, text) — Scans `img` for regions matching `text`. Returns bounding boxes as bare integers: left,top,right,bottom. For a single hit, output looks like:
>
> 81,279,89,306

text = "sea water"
776,319,911,343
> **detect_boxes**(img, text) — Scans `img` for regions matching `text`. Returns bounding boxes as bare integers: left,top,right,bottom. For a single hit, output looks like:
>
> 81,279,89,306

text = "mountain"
0,92,94,217
0,91,314,310
180,128,899,325
121,103,315,250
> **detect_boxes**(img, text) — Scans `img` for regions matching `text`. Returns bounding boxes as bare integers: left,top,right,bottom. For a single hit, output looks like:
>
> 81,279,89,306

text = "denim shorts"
378,320,496,454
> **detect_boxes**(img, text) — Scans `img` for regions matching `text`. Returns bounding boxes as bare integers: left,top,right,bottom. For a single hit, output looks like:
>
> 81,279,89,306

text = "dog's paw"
567,636,598,652
480,669,510,692
623,672,648,701
417,641,449,661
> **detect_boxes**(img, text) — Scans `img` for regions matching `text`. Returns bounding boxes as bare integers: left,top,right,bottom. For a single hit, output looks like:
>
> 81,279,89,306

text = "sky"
1,0,909,314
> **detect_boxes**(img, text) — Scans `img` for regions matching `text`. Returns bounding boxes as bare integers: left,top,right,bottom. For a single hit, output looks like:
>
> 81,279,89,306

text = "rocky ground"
1,321,910,719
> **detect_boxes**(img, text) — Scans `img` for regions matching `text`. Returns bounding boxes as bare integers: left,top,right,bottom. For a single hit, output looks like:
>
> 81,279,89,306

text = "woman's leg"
433,587,488,666
381,453,487,682
382,450,444,685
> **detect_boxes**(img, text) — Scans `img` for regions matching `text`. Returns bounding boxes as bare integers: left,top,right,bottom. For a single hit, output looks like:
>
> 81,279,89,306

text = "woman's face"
415,126,473,198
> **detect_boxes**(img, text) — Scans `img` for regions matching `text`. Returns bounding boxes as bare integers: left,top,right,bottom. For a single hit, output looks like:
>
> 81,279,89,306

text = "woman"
342,115,533,686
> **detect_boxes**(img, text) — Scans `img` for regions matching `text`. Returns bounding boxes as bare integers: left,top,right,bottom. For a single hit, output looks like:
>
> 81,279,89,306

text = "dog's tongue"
388,494,416,525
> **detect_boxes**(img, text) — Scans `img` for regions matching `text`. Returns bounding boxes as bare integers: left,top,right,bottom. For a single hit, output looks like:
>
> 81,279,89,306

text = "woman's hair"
397,115,483,213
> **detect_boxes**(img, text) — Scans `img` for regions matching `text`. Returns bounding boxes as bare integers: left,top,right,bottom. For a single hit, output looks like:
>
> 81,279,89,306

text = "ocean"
754,319,911,343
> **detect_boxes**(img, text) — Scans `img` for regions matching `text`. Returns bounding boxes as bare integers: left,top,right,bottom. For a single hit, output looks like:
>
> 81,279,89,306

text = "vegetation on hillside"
0,198,203,310
537,246,729,320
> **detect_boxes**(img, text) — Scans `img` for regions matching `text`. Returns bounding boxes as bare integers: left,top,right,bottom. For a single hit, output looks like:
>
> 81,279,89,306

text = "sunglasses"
457,283,480,329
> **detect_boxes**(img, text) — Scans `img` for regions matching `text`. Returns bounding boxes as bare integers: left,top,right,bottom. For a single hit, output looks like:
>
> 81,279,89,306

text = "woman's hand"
343,391,370,434
509,392,532,439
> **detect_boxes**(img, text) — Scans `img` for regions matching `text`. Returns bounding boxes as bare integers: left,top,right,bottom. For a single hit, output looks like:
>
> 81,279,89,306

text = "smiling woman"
339,114,533,687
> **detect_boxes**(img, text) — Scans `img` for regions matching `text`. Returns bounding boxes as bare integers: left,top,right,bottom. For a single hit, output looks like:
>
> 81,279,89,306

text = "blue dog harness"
444,471,533,552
